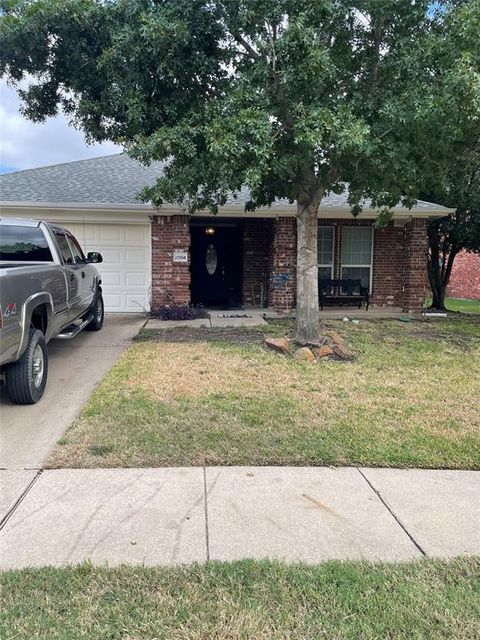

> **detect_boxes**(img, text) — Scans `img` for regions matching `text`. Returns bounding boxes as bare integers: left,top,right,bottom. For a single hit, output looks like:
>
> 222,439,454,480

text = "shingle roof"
0,154,162,205
0,153,451,213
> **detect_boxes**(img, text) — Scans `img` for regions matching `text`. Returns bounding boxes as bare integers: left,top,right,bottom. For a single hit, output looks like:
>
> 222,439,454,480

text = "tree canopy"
1,0,480,340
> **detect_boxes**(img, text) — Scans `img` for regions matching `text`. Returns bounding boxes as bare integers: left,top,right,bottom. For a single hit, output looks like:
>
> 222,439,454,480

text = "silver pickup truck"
0,218,104,404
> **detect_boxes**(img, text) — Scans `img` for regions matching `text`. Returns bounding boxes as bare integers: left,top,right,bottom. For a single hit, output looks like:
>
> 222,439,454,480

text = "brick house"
447,251,480,300
0,154,452,314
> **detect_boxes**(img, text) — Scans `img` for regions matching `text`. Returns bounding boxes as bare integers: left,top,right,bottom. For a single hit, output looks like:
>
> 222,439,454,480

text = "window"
0,225,53,262
341,227,373,291
317,226,334,281
66,233,85,263
54,231,75,265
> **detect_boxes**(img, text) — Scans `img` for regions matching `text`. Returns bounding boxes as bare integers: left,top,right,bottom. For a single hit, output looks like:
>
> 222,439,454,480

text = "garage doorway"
63,222,151,312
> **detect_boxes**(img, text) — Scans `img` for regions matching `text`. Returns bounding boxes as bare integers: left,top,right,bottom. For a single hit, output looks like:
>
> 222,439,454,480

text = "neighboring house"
447,251,480,300
0,153,452,313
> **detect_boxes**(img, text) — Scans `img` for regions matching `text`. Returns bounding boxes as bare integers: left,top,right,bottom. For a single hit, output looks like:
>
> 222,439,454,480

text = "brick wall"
242,218,273,306
447,251,480,300
151,215,191,307
401,217,428,312
372,224,404,306
269,217,297,313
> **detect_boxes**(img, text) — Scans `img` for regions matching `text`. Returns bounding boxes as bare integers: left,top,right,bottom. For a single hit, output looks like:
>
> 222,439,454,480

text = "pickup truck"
0,218,104,404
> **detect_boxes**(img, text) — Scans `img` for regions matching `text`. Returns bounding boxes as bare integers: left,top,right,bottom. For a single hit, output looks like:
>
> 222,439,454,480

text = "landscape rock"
329,331,346,348
327,331,354,360
316,346,334,358
293,347,315,362
264,337,291,355
331,343,353,360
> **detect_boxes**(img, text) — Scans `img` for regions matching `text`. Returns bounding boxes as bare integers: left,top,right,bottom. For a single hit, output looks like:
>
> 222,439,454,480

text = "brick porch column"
269,217,297,313
402,218,428,312
151,215,191,308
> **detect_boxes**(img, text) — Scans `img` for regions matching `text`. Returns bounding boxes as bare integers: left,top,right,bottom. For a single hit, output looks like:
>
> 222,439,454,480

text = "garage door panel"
101,272,123,287
126,272,148,286
99,227,122,242
126,226,150,243
100,248,123,265
125,249,149,265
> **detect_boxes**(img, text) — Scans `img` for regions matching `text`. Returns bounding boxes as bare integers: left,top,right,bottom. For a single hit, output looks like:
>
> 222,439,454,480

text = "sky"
0,80,121,174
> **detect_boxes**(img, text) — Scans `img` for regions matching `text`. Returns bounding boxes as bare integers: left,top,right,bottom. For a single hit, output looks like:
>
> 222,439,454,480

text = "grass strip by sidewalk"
48,317,480,469
1,558,479,640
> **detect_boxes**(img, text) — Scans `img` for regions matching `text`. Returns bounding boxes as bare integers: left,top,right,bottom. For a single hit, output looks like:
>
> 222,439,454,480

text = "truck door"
53,230,84,322
65,232,95,314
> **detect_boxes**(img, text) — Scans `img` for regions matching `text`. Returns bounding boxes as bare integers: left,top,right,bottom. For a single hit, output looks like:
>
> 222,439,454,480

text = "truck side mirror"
87,251,103,263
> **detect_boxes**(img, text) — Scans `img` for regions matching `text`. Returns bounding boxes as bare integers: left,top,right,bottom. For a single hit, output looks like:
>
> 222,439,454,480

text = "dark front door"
190,222,242,307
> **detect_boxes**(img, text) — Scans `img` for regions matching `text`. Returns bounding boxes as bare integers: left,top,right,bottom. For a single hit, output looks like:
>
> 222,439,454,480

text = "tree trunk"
427,221,460,311
295,195,323,345
429,276,446,309
427,221,447,311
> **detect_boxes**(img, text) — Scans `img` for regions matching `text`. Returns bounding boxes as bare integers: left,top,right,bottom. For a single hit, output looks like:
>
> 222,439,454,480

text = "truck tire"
6,329,48,404
86,293,104,331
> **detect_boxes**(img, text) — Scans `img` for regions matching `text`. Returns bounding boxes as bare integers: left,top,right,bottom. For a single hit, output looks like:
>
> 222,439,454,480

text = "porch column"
269,217,297,313
151,215,191,308
402,217,429,312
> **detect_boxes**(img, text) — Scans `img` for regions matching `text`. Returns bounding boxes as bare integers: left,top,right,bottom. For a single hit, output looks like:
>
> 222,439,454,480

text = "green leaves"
1,0,479,216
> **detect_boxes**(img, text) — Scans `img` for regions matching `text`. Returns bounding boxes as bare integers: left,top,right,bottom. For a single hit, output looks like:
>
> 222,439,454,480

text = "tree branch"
235,33,261,60
370,15,386,90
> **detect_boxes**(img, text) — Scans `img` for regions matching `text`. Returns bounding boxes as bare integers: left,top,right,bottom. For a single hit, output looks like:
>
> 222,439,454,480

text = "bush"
150,304,209,321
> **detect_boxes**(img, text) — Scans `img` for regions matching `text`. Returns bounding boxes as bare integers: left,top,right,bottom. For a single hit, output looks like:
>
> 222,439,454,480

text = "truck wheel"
86,293,104,331
6,329,48,404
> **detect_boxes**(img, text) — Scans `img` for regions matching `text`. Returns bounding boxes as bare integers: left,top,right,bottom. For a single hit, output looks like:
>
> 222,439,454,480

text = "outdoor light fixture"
205,226,215,236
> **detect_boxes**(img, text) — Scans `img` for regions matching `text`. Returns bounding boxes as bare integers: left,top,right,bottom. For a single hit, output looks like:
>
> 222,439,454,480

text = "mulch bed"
137,326,269,346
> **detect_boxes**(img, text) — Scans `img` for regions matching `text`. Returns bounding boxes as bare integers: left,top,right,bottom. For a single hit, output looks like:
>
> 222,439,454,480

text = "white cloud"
0,80,121,171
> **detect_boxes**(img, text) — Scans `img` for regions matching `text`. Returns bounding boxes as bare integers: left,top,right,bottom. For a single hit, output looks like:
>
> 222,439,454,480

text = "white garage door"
64,222,151,312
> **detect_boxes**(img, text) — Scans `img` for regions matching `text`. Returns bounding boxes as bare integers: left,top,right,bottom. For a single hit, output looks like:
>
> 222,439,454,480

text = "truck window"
0,226,53,261
53,231,75,265
66,233,86,263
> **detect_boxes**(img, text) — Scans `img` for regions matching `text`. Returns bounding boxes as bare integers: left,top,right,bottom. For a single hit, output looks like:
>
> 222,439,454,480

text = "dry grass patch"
48,318,480,469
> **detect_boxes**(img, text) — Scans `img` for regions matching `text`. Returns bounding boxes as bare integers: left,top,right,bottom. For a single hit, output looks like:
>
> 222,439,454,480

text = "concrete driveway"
0,314,145,470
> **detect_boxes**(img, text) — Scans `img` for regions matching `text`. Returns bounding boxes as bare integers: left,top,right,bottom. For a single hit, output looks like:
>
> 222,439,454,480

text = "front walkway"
1,466,478,568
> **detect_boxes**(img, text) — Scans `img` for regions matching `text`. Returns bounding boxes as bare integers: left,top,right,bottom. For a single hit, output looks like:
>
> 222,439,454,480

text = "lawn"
1,558,479,640
425,297,480,313
48,316,480,469
444,298,480,313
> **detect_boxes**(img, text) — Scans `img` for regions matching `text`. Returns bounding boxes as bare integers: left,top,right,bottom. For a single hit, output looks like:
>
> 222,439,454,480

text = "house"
0,153,452,314
447,251,480,301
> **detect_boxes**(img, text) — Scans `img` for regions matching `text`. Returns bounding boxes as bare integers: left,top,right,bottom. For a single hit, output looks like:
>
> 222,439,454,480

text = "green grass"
48,317,480,470
1,558,479,640
424,297,480,313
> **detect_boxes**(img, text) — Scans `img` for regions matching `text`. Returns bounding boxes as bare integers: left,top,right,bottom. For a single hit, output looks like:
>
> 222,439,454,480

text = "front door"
190,222,242,307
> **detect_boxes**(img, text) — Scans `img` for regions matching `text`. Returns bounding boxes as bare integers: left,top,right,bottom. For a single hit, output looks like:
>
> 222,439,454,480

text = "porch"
150,215,429,314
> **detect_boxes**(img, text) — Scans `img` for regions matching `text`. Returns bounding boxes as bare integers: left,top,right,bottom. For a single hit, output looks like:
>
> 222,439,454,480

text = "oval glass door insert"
206,243,218,275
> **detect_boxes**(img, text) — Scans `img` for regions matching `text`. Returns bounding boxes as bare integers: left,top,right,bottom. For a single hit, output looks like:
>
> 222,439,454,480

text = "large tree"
1,0,479,342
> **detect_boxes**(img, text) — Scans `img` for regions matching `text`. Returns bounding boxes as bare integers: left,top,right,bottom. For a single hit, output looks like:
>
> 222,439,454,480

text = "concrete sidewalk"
0,466,478,569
